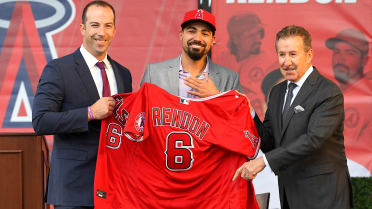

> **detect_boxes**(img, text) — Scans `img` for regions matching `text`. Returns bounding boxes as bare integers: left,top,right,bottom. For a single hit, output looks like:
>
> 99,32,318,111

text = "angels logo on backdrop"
0,0,75,129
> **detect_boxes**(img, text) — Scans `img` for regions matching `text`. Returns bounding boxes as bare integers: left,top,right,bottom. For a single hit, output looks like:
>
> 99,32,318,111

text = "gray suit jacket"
256,68,353,209
140,56,241,95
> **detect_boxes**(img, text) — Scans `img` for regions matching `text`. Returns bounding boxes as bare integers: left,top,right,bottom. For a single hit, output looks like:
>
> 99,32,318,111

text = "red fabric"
94,83,260,209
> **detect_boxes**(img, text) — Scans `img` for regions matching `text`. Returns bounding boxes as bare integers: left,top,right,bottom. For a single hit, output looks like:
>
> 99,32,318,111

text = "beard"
333,64,350,84
184,40,208,61
333,64,364,85
249,42,262,55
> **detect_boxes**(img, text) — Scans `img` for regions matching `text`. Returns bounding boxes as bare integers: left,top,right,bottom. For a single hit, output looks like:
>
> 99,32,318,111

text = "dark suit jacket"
256,68,353,209
32,49,132,206
140,56,241,94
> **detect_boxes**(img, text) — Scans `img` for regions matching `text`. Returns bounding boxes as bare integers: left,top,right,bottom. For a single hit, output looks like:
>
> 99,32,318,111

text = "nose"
194,31,203,41
283,55,292,66
97,25,105,36
333,52,345,64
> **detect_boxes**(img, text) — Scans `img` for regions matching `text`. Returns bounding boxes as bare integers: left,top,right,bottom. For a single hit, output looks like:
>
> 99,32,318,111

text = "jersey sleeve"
204,92,261,159
122,83,150,142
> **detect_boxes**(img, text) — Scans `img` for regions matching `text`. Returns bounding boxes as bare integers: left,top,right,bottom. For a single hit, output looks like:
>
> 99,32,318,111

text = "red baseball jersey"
94,83,261,209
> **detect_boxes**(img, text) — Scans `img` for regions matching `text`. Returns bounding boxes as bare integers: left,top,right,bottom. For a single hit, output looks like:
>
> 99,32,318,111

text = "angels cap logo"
135,112,145,133
195,9,203,19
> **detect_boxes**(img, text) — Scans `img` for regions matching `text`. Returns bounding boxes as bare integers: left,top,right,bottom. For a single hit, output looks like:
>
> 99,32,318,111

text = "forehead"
334,41,360,52
85,5,114,22
277,36,304,51
183,21,213,32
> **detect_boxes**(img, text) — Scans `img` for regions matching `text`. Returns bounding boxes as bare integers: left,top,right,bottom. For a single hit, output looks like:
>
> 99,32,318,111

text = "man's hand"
184,74,219,98
89,97,115,121
232,157,266,181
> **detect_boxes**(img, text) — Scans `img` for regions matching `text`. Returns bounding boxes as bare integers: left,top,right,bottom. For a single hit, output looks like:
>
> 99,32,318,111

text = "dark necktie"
96,61,111,97
282,82,297,123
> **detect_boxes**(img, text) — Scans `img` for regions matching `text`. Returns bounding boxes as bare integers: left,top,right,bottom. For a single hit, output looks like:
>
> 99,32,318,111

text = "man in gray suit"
141,9,241,96
234,25,353,209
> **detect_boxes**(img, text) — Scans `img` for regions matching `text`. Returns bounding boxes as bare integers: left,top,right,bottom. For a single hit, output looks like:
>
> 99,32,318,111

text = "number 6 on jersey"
165,132,194,171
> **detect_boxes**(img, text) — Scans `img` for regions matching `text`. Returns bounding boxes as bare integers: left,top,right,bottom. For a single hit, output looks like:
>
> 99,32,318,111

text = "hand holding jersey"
233,156,266,180
88,97,116,121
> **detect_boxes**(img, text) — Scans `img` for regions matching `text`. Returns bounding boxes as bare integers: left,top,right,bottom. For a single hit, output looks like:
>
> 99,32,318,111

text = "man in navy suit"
234,25,352,209
32,1,132,209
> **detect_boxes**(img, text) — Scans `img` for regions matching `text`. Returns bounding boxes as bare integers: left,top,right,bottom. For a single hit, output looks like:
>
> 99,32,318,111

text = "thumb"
205,73,209,81
232,166,243,181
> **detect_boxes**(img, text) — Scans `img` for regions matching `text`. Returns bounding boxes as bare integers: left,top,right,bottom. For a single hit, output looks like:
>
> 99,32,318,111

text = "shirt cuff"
251,109,256,118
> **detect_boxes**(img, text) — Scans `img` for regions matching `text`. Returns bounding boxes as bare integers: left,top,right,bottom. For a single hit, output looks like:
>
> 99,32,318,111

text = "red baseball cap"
181,9,216,33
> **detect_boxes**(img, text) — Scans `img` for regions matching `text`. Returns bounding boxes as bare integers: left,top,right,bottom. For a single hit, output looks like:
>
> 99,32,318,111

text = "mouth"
333,64,349,73
282,67,296,72
188,41,206,48
93,37,107,44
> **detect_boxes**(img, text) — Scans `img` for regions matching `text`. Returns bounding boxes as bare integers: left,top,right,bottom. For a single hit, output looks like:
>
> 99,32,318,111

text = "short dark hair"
275,25,312,52
82,0,116,25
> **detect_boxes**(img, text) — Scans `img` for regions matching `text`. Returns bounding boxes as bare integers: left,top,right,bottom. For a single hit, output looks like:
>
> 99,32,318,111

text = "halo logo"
0,0,75,129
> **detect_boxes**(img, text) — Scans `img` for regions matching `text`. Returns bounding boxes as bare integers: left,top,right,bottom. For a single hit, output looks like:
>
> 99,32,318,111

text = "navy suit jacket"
32,49,132,206
255,68,352,209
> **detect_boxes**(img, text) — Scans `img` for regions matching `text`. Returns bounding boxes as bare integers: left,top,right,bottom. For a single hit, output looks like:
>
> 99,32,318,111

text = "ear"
212,36,216,45
306,48,313,64
80,24,85,35
179,30,183,41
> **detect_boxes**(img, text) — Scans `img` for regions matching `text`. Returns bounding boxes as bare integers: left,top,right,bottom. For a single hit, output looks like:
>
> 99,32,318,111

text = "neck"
181,53,207,77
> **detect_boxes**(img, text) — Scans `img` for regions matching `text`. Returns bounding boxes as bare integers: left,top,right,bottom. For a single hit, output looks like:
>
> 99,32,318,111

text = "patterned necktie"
96,61,111,97
282,82,297,123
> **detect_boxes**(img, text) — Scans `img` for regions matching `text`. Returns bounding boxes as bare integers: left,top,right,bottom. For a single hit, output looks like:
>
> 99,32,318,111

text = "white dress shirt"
80,45,118,98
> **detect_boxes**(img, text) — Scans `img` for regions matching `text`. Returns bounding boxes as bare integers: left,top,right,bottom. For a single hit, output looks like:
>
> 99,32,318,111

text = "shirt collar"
288,65,313,88
179,55,209,75
80,44,109,69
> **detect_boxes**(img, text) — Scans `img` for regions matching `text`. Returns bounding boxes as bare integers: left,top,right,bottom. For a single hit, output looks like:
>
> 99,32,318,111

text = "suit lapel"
276,82,287,131
166,58,180,95
73,49,100,103
208,62,221,88
280,69,320,138
108,56,125,93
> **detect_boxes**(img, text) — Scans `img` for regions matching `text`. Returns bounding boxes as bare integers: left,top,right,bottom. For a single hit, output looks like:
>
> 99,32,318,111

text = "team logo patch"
244,130,260,148
180,98,190,105
96,189,107,199
134,112,145,133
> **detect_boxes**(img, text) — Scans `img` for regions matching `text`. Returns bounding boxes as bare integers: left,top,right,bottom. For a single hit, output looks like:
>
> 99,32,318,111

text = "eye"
346,50,358,56
186,28,196,33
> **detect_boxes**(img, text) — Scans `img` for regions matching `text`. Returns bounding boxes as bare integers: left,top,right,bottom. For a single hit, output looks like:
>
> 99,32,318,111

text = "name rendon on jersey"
152,107,210,140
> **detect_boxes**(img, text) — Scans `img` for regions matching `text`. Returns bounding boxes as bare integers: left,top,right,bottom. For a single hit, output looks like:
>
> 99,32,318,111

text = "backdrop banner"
0,0,370,208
